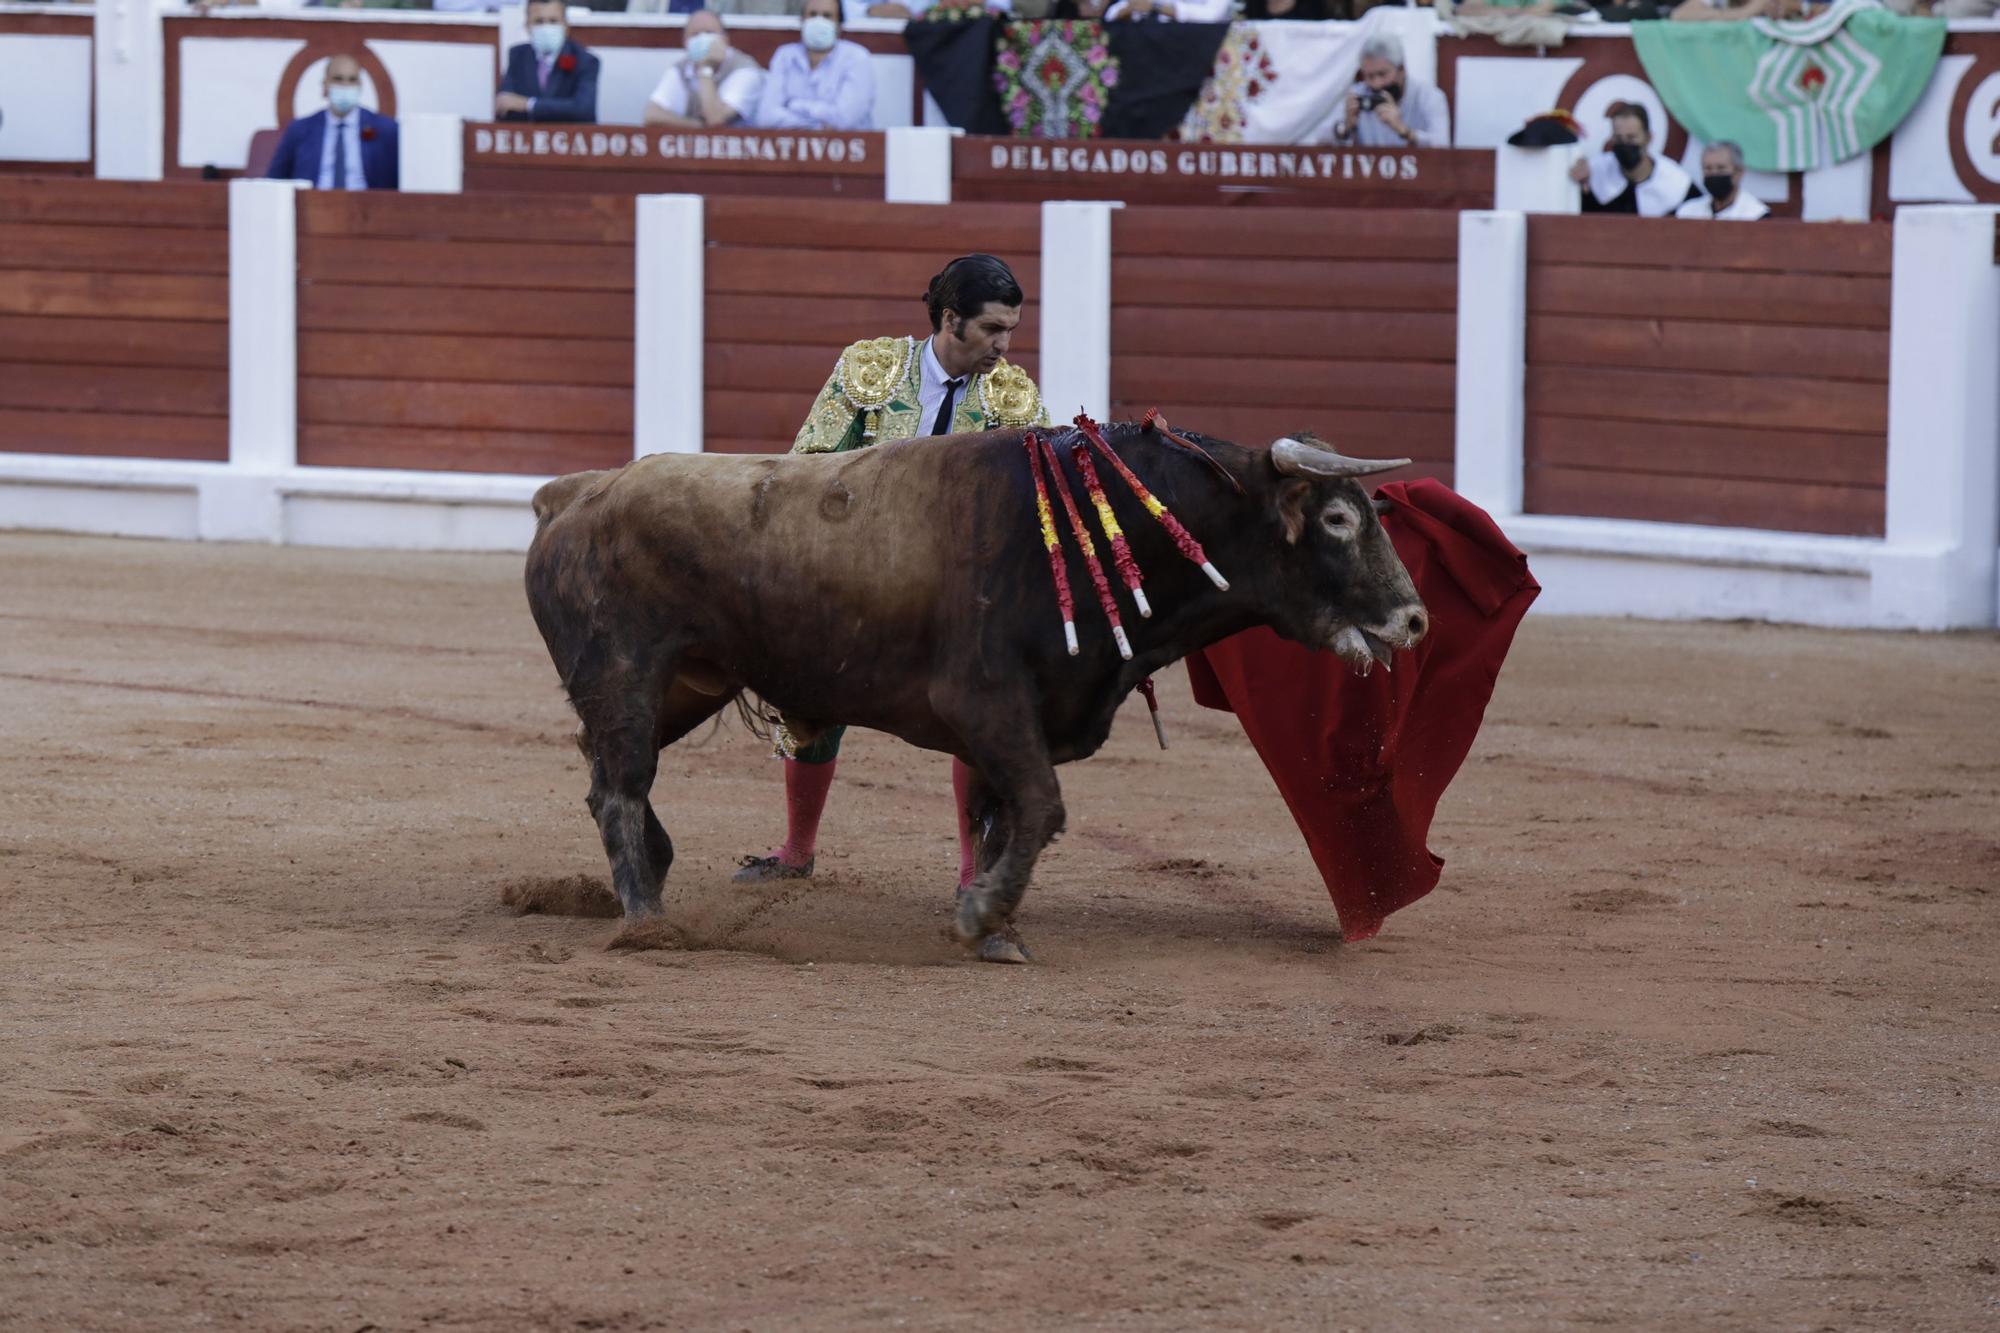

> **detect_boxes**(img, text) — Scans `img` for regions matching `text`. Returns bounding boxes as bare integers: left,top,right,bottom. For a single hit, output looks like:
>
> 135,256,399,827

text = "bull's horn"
1270,437,1410,480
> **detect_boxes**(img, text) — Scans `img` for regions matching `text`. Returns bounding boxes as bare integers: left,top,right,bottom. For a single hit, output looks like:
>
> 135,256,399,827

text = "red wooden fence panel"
1523,215,1892,537
295,191,636,476
0,180,229,462
1107,207,1457,486
702,197,1043,455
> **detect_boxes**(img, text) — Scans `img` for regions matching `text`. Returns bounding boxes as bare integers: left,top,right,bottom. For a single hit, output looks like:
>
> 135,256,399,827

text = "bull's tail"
531,469,616,530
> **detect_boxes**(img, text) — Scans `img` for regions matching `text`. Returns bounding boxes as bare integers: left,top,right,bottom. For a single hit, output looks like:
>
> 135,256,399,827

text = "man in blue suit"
496,0,601,123
265,54,399,191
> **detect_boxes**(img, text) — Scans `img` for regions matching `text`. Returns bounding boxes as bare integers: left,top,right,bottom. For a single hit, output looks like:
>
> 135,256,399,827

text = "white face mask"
529,23,566,59
802,15,837,51
327,84,360,116
686,31,720,64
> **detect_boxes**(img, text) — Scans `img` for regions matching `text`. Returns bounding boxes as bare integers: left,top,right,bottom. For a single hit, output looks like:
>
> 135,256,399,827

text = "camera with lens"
1357,89,1387,112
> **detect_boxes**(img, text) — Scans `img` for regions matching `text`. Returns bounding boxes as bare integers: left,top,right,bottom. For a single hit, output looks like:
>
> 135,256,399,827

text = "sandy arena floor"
0,531,1996,1331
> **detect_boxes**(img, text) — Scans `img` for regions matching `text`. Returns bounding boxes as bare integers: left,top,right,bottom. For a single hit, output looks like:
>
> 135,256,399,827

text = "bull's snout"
1384,605,1427,649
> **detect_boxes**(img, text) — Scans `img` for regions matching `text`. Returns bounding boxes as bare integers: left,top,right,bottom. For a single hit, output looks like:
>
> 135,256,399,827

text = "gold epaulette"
837,336,915,443
979,359,1043,429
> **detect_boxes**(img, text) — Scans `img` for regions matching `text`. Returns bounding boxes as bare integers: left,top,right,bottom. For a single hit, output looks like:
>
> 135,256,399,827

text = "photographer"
1331,35,1449,149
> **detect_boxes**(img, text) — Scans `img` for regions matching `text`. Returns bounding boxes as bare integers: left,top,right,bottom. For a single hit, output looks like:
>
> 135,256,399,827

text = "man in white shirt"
1568,101,1699,216
1103,0,1231,20
1330,35,1450,149
1676,141,1771,221
644,11,765,128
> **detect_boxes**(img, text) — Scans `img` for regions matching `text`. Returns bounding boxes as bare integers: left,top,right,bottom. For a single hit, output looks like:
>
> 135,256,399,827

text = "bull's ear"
1372,495,1395,516
1271,437,1410,480
1277,478,1313,545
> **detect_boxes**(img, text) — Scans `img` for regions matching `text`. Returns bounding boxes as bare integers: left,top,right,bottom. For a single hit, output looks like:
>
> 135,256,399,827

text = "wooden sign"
462,123,886,198
953,139,1494,209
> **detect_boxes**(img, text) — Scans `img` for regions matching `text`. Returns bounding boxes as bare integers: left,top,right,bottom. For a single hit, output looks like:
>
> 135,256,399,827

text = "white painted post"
634,194,706,458
1038,201,1118,424
1800,152,1872,222
93,0,164,180
401,114,465,194
1453,210,1529,519
1875,205,2000,629
884,126,956,204
211,179,305,542
1492,145,1582,215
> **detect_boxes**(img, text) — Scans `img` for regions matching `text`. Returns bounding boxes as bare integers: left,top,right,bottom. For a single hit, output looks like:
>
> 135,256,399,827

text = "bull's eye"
1320,507,1355,539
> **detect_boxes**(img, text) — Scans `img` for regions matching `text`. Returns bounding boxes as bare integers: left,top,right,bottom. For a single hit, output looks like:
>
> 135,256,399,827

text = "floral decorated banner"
995,21,1121,139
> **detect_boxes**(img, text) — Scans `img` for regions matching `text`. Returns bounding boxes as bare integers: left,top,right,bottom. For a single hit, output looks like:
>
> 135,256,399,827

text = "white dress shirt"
649,55,766,123
1675,190,1771,221
1333,78,1450,149
315,111,367,191
917,337,965,437
753,40,876,130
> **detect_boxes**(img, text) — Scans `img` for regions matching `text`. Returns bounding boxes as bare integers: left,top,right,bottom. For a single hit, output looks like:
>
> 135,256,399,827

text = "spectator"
1568,102,1698,215
1676,141,1770,220
1103,0,1231,19
1330,35,1449,149
497,0,602,123
1244,0,1337,16
266,55,399,191
864,0,1018,16
754,0,875,131
1670,0,1802,18
645,11,765,127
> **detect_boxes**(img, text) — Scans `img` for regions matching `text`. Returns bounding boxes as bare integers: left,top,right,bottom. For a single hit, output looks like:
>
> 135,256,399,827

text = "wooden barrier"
957,141,1494,211
294,191,636,476
1522,215,1891,537
701,197,1043,454
1107,207,1457,485
464,124,885,199
0,180,229,461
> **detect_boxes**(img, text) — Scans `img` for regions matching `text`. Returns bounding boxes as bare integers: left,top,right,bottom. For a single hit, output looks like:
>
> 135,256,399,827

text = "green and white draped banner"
1631,0,1944,173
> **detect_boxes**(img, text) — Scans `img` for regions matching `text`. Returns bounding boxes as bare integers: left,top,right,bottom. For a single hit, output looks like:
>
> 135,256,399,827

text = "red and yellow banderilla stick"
1038,431,1132,661
1067,435,1151,620
1075,414,1229,592
1021,431,1078,656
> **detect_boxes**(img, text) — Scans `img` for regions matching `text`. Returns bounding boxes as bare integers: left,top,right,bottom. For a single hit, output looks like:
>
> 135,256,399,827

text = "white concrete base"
0,454,543,553
1506,513,1980,630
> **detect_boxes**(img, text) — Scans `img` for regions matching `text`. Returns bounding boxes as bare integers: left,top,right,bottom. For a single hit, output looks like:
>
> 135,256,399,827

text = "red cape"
1185,479,1539,941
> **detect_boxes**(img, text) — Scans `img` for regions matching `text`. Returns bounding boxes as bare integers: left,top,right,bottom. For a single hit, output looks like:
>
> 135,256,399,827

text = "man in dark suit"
265,54,399,190
496,0,601,123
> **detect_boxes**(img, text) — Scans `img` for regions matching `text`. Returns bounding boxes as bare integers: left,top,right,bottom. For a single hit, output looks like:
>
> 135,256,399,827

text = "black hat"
1507,110,1582,147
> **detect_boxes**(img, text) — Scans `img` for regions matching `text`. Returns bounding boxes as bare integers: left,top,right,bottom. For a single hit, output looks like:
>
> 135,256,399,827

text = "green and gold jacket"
791,335,1050,455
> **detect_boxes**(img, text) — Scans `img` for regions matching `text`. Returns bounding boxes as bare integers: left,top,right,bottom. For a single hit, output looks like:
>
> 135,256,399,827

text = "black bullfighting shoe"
732,854,813,885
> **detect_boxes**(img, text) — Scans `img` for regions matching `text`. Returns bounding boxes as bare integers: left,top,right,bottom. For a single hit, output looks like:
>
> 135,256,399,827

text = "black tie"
930,378,963,437
331,117,349,190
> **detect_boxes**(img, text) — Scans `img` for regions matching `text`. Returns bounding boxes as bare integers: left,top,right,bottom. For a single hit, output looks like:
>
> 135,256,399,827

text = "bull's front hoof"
976,932,1033,965
952,890,988,945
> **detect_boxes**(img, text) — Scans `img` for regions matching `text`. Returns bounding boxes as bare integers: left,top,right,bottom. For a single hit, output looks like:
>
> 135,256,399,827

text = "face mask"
802,16,838,51
529,23,566,59
1611,141,1645,170
1384,81,1404,102
686,32,720,64
1704,173,1736,200
327,85,360,116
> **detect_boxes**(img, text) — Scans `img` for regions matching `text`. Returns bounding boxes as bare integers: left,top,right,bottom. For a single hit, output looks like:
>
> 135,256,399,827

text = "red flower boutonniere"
360,124,377,142
557,53,577,73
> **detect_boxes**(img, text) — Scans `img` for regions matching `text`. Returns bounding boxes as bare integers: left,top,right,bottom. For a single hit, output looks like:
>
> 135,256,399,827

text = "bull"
524,423,1426,958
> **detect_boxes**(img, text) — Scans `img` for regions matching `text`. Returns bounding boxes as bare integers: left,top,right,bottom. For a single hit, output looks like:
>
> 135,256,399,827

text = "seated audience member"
266,55,399,191
1670,0,1802,18
1331,35,1449,149
1244,0,1336,15
1103,0,1231,18
1568,102,1698,215
497,0,602,123
646,11,765,127
755,0,875,130
1676,141,1769,220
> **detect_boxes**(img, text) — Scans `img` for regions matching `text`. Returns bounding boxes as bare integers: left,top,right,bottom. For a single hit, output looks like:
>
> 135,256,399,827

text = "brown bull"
524,423,1426,957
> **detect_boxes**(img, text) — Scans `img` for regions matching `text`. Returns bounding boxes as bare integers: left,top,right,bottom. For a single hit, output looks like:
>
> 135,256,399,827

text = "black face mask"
1704,173,1736,200
1384,81,1404,103
1611,141,1645,170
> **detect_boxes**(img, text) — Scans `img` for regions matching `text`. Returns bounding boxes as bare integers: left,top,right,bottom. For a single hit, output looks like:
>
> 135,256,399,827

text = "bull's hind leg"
572,656,677,920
